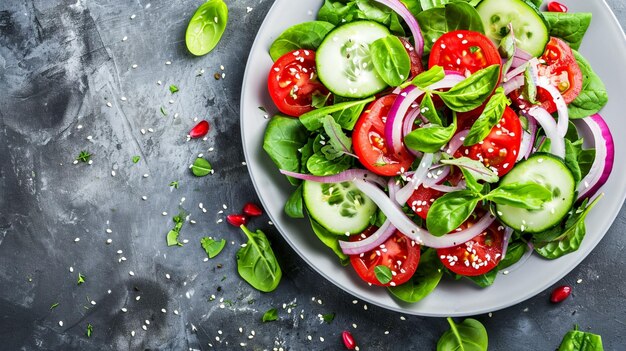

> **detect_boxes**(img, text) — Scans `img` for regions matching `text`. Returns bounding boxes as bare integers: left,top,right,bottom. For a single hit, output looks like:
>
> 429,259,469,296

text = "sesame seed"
122,36,128,41
161,308,167,313
320,337,325,342
106,102,112,107
132,64,138,69
136,296,141,301
129,271,135,276
106,239,112,244
91,300,96,305
74,238,80,242
142,196,147,200
577,278,583,284
165,61,171,65
121,308,128,312
165,273,171,279
69,267,74,272
130,14,136,19
59,321,64,327
173,310,179,315
142,325,147,331
131,330,135,337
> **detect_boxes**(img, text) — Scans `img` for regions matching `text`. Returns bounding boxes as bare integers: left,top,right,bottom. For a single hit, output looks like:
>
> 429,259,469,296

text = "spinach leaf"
417,2,484,55
401,0,422,16
564,139,582,185
374,265,393,284
262,308,278,322
441,156,499,183
420,0,481,10
408,65,445,90
185,0,228,56
312,92,332,109
300,97,375,131
543,12,592,50
463,87,510,146
317,0,405,35
317,0,359,25
404,117,457,153
167,212,185,247
498,240,527,270
437,317,488,351
191,157,213,177
485,182,553,210
426,190,481,236
236,226,282,292
436,65,500,112
527,0,543,7
420,92,443,125
568,50,608,119
331,96,369,131
465,269,498,288
523,62,538,104
388,248,443,303
263,115,309,185
307,152,352,176
578,148,595,179
558,326,604,351
309,216,350,265
300,137,315,167
269,21,335,61
201,237,226,258
370,36,411,87
284,184,304,218
322,115,354,158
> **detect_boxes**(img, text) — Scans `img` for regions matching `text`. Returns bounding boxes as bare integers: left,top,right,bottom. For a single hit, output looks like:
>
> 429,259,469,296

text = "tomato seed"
242,202,263,217
342,331,356,350
550,285,572,303
226,214,248,227
547,1,568,12
189,120,210,138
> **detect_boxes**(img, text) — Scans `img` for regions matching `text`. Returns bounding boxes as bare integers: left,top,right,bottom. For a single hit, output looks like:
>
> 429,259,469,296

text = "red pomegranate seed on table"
189,120,210,138
242,202,263,217
550,285,572,303
547,1,568,12
226,214,248,227
342,331,356,350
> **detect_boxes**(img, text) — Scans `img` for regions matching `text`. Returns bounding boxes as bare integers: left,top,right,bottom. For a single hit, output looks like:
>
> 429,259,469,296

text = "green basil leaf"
404,116,457,153
269,21,335,61
312,91,332,109
330,96,369,131
285,184,305,218
370,36,412,87
463,87,509,146
543,12,592,50
420,92,442,125
437,317,488,351
409,65,445,90
523,63,538,104
201,237,226,258
388,248,443,303
426,190,480,236
262,308,278,322
436,64,500,112
185,0,228,56
460,167,483,194
568,50,608,119
167,230,183,247
374,265,393,284
263,115,309,185
307,152,352,176
416,2,484,55
440,156,499,183
498,240,527,270
485,182,552,210
309,216,350,265
236,225,282,292
300,97,375,131
558,328,604,351
191,158,213,177
322,313,336,323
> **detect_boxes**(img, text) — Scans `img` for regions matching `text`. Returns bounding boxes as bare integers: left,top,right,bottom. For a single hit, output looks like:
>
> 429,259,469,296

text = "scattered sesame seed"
106,239,112,244
384,331,389,335
143,173,149,178
132,64,138,69
136,296,141,301
142,196,148,200
106,102,112,107
74,238,80,243
165,273,171,279
69,267,74,273
352,323,357,329
91,300,96,305
157,80,162,85
246,7,253,13
122,36,127,41
59,321,64,327
363,304,368,310
173,310,179,315
165,61,171,65
130,14,136,19
577,278,583,284
131,330,135,337
142,325,147,331
129,271,135,276
121,308,128,312
145,320,150,325
161,308,167,313
307,335,312,341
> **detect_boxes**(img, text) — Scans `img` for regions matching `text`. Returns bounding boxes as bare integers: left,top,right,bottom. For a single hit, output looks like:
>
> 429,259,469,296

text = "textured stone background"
0,0,624,350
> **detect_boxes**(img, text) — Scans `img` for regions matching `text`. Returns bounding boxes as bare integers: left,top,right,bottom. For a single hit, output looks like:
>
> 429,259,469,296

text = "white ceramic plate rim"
240,0,626,316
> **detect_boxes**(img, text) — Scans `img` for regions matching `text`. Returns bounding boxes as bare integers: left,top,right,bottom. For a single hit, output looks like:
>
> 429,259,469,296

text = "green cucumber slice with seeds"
316,20,390,98
495,153,575,233
303,180,377,235
476,0,549,57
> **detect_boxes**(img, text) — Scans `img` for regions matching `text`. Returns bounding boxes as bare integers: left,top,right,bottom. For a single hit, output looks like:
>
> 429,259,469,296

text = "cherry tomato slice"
547,1,568,13
353,95,415,176
407,186,444,220
455,106,522,176
267,50,329,117
437,220,504,277
349,227,420,286
429,30,502,77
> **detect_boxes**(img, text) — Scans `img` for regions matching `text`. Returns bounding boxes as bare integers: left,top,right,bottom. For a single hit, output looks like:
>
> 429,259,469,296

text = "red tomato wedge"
267,50,329,117
349,227,420,286
437,220,505,277
353,95,415,176
407,186,444,220
429,30,502,77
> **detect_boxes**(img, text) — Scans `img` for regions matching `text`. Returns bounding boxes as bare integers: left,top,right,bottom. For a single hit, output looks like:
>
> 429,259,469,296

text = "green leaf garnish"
169,85,179,94
201,237,226,258
191,158,213,177
76,151,92,163
262,308,278,322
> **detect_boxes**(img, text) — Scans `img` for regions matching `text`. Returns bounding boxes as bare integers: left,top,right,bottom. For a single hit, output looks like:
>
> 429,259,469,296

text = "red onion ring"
503,75,524,95
279,169,387,188
535,77,569,138
427,181,466,193
574,114,615,200
445,129,469,156
339,220,397,255
500,226,514,260
423,165,450,187
395,153,434,204
373,0,424,56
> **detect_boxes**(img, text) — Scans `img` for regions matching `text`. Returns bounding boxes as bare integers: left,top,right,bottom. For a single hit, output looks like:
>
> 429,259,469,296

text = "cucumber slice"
476,0,549,57
496,153,575,233
303,180,377,235
316,21,389,98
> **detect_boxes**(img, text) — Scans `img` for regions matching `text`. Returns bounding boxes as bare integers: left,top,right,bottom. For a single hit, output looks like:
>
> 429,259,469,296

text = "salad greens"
437,317,488,351
236,225,282,292
558,326,604,351
269,21,335,61
201,237,226,258
185,0,228,56
568,50,609,119
416,2,484,54
388,248,443,303
370,36,412,86
544,12,592,50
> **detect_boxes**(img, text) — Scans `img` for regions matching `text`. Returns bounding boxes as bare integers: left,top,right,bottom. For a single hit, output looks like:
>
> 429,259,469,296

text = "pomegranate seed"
243,202,263,217
342,331,356,350
547,1,568,12
550,285,572,303
189,120,210,138
226,214,248,227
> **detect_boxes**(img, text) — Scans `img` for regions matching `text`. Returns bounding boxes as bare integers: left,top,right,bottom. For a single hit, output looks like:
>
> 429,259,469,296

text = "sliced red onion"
353,179,496,248
279,169,387,188
385,75,465,155
509,47,533,69
395,153,434,204
500,226,514,260
339,220,397,255
402,106,423,157
523,106,565,158
504,62,529,82
574,114,615,200
503,75,524,95
501,242,534,274
388,177,400,199
517,115,538,161
423,165,450,186
535,77,569,138
373,0,424,56
445,129,469,155
426,181,466,193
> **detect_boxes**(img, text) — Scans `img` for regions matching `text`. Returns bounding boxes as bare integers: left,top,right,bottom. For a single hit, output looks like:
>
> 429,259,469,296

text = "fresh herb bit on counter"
169,180,179,189
86,323,93,337
167,212,185,247
76,151,91,163
132,155,140,163
437,317,488,351
189,120,210,139
236,225,282,292
262,308,278,322
185,0,228,56
321,313,335,324
558,326,603,351
50,302,59,310
201,237,226,258
77,273,86,285
169,85,179,93
191,158,212,177
160,106,168,116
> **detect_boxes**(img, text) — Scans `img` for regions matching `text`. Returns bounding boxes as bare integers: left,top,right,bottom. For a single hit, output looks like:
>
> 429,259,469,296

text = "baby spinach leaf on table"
284,184,304,219
388,248,443,303
370,36,411,87
404,118,457,153
484,182,552,210
185,0,228,56
322,313,336,324
435,64,500,112
309,216,350,265
263,115,309,185
441,156,499,183
426,190,481,236
191,158,213,177
417,2,484,55
558,326,604,351
543,12,592,51
300,97,375,131
236,225,282,292
269,21,335,61
307,152,352,176
262,308,278,322
374,265,393,284
498,240,527,270
437,317,488,351
201,237,226,258
167,212,185,247
463,87,510,146
568,50,608,119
